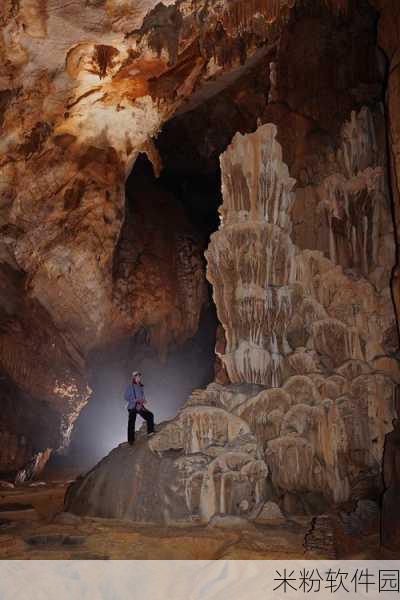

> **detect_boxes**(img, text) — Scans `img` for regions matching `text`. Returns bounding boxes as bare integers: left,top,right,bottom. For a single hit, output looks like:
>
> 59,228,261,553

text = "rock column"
206,124,297,386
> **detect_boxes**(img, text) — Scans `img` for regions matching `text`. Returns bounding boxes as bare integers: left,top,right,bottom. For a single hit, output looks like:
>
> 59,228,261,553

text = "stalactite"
223,0,284,31
221,0,348,35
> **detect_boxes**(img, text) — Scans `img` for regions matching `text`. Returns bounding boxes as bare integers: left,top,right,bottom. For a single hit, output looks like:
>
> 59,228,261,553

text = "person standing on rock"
124,371,155,445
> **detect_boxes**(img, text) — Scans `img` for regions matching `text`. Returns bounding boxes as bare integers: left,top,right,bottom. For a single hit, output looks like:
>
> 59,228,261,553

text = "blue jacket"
124,383,145,410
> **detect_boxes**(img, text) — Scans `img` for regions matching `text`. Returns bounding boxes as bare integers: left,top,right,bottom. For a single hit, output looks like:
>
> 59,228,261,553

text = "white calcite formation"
150,402,267,522
206,123,297,386
205,117,398,504
66,388,269,524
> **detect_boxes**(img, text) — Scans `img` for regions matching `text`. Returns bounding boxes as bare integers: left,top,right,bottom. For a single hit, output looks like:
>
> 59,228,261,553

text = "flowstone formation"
66,114,398,522
207,120,397,505
66,387,269,523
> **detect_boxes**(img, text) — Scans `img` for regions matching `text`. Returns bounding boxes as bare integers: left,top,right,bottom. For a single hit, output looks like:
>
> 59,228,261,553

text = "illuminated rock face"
206,115,397,504
66,386,268,523
206,124,297,386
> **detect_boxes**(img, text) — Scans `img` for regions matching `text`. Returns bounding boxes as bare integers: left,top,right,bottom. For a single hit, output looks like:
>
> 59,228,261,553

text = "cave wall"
0,263,89,473
372,1,400,328
112,160,207,351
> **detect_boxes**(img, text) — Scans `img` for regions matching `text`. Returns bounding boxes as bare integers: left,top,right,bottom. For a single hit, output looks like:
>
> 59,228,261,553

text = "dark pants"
128,407,154,443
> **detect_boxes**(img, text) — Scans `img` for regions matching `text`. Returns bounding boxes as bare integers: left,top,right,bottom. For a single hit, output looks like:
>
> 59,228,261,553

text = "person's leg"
128,409,137,444
139,408,154,434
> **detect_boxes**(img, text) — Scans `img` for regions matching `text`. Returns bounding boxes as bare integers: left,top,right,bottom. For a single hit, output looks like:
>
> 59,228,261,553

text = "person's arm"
124,385,130,408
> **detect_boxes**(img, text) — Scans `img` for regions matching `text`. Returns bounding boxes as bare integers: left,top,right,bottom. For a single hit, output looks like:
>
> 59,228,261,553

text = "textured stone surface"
255,501,286,525
112,164,207,351
207,112,395,387
207,121,397,504
304,515,338,559
15,449,52,484
206,124,297,386
0,367,88,474
66,401,268,524
341,499,380,536
373,1,400,334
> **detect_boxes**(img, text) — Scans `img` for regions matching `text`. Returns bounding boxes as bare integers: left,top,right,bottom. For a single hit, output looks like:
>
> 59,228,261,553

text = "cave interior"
0,0,400,559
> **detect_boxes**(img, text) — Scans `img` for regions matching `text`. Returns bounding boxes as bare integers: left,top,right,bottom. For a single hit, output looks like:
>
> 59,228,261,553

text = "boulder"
254,502,286,525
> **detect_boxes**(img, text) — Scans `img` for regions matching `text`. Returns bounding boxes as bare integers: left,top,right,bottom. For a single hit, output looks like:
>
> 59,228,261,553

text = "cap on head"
132,371,141,379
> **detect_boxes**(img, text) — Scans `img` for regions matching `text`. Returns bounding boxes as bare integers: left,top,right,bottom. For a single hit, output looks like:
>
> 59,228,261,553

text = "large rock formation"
66,99,398,522
207,120,397,504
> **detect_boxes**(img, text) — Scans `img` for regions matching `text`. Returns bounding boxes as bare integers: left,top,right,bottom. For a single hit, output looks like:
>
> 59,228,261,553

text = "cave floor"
0,481,394,560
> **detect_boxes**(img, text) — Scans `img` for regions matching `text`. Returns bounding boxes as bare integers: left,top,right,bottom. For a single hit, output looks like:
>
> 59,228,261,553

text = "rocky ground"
0,468,396,560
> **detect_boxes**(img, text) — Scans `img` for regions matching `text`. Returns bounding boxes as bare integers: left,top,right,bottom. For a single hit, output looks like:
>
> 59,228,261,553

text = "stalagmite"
205,114,398,505
206,124,296,386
